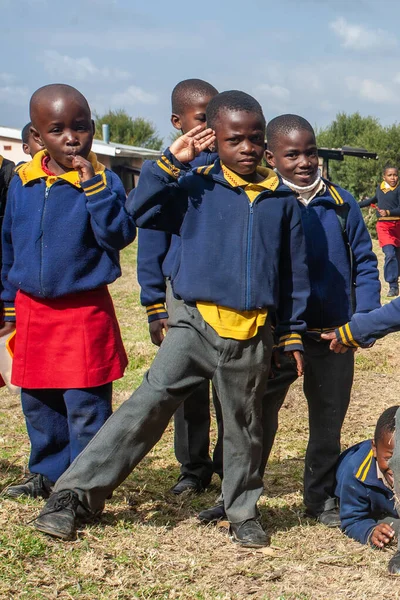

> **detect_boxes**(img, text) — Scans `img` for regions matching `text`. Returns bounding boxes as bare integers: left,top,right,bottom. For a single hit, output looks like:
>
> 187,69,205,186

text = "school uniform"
51,150,309,524
335,441,398,544
137,150,222,486
261,177,381,517
1,150,136,482
359,182,400,287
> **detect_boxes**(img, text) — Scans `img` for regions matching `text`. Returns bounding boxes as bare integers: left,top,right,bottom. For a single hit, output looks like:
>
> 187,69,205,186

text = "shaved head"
30,84,91,129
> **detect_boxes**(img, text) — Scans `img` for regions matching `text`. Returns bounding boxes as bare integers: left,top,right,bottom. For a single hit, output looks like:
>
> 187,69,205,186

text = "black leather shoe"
198,501,226,523
33,490,81,540
388,550,400,575
317,507,341,527
5,473,54,499
230,518,268,548
388,286,399,298
170,475,204,495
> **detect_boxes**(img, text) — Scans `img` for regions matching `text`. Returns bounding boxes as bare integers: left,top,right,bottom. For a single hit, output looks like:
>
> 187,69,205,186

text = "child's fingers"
192,128,215,140
185,125,208,138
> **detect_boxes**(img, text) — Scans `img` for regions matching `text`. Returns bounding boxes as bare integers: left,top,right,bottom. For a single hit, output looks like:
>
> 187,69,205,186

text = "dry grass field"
1,240,400,600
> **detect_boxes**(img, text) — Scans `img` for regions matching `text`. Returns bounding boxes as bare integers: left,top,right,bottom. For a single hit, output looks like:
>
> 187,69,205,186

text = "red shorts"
12,287,128,389
376,220,400,248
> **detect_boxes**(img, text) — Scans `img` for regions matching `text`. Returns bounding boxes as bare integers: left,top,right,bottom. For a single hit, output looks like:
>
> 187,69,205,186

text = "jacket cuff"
335,323,360,347
156,148,192,179
146,303,169,323
277,332,303,353
3,302,16,322
81,174,107,197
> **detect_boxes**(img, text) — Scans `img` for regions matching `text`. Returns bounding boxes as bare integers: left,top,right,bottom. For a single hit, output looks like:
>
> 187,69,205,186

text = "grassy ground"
1,240,400,600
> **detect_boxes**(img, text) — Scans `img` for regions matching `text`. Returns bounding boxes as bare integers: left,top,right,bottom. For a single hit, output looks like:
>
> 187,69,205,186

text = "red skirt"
376,220,400,248
12,287,128,389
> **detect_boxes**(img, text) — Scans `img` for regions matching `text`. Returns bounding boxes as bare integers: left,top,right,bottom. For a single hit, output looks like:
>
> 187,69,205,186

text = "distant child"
137,79,221,495
33,91,309,548
198,114,381,527
359,166,400,297
21,122,43,158
2,84,136,500
335,405,399,547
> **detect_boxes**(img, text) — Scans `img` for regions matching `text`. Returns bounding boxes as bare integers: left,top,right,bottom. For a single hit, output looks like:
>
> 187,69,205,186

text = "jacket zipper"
39,185,50,296
245,199,254,311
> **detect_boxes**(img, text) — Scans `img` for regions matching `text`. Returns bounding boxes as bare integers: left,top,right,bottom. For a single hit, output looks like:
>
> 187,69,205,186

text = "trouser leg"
213,325,273,523
383,245,399,285
21,388,70,482
212,385,224,481
54,305,217,513
64,383,113,464
389,408,400,549
303,338,354,514
166,280,213,484
260,354,298,477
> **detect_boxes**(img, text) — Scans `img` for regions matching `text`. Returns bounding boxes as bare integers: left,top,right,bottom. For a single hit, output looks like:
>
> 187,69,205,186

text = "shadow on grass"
0,458,25,482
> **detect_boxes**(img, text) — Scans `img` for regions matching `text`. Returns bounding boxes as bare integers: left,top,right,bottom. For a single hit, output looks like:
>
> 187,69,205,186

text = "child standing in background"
21,122,43,158
3,83,136,500
359,166,400,297
137,79,222,495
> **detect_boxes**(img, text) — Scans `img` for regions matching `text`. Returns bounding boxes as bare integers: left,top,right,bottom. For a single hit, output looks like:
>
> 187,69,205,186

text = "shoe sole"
198,515,226,524
230,535,268,548
34,521,76,541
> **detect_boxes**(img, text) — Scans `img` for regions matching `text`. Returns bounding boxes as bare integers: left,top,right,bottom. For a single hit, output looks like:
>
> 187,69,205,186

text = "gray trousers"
389,410,400,549
54,304,273,523
166,282,222,484
261,337,354,514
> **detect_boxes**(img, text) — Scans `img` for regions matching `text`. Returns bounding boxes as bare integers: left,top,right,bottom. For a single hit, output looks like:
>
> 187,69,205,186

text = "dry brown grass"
1,241,400,599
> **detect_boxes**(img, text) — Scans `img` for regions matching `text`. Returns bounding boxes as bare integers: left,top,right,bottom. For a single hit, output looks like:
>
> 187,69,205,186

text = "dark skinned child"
137,79,222,495
2,84,136,500
32,91,308,548
359,166,400,297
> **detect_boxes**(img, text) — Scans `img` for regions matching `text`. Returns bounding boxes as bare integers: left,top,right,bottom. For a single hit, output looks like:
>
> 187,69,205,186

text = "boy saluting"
33,91,309,548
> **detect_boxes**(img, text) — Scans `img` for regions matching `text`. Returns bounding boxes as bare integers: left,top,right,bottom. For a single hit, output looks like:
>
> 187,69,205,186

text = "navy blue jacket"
299,181,380,331
137,150,217,323
359,184,400,219
335,440,397,544
127,150,310,349
1,151,136,320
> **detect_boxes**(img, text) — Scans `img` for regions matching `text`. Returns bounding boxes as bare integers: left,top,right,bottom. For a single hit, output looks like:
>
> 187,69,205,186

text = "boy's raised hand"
72,155,95,182
170,126,216,164
370,523,395,548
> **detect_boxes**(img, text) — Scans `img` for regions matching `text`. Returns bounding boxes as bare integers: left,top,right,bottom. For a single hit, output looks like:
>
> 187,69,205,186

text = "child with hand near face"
3,84,136,500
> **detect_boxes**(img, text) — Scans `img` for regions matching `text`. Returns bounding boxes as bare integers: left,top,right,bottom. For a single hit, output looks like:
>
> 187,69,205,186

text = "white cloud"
330,17,397,51
255,83,290,102
0,85,30,106
346,76,396,103
0,73,17,84
41,50,130,82
109,85,158,107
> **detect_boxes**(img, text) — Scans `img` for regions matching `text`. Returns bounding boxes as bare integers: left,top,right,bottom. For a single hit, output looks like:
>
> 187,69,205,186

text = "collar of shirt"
282,176,326,206
221,162,279,195
381,180,399,193
17,149,106,188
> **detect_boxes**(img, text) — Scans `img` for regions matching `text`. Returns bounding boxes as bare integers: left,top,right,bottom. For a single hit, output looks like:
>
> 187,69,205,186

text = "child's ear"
372,439,377,458
171,114,182,131
91,119,96,136
30,126,43,148
265,149,276,168
22,143,30,156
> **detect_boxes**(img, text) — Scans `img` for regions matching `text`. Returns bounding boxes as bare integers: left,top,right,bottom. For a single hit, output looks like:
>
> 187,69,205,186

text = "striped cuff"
81,174,107,197
3,302,16,322
146,303,169,323
277,332,303,353
156,153,182,179
335,323,360,347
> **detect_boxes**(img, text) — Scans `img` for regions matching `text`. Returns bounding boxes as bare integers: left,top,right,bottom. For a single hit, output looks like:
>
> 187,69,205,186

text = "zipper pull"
45,186,50,199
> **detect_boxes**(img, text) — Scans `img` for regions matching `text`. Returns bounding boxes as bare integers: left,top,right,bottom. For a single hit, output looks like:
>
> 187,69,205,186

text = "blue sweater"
335,440,397,544
299,181,380,331
1,152,136,320
137,150,217,323
127,150,310,350
359,184,400,219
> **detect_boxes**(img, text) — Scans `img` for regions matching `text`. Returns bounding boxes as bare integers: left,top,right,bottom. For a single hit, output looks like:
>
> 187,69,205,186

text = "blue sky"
2,0,400,145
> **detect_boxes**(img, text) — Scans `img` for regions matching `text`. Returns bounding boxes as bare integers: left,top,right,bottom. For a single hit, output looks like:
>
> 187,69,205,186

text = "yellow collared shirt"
196,162,279,340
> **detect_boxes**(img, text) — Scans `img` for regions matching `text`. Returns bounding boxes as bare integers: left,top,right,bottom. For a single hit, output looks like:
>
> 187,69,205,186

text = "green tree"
94,109,163,150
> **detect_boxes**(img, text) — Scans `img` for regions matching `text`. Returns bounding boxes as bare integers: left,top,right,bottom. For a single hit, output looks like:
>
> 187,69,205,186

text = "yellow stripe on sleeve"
356,449,373,479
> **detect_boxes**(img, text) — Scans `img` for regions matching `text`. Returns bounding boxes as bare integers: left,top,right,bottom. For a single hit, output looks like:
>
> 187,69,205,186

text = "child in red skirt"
1,83,136,499
359,166,400,297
